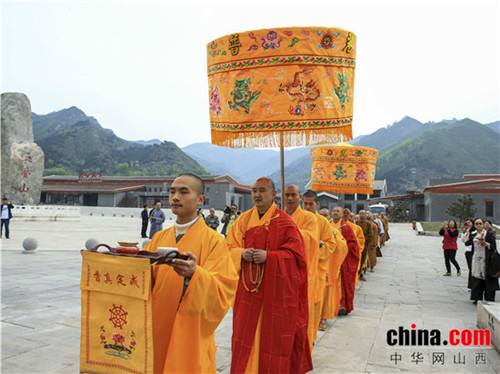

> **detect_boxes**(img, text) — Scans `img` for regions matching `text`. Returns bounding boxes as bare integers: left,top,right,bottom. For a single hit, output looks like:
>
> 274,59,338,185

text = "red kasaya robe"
338,220,359,314
230,205,312,374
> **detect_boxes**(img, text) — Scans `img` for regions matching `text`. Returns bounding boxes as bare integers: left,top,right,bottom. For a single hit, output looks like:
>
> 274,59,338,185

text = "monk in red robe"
227,177,312,374
331,206,359,315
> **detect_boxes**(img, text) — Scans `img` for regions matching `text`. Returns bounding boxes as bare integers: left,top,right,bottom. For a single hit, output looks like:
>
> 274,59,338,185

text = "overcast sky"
2,0,499,147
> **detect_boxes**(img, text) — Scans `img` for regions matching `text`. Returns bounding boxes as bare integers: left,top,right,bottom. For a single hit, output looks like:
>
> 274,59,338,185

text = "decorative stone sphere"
142,239,151,248
85,238,100,250
22,237,38,251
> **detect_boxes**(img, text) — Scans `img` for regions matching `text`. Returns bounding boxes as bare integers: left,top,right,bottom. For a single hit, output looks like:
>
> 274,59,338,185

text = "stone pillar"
1,93,44,204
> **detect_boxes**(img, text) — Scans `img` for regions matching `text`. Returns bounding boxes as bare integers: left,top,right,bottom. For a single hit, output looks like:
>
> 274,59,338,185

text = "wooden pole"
280,145,285,209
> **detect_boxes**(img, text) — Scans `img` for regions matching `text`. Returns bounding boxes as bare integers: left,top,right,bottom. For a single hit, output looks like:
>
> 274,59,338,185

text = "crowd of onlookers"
439,218,499,303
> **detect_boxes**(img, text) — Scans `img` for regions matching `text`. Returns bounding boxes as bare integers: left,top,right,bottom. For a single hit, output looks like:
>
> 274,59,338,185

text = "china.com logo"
387,324,491,346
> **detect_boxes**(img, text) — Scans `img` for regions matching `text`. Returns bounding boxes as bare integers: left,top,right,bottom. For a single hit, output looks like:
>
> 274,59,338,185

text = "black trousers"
141,220,148,237
470,276,496,301
464,251,473,289
443,249,460,273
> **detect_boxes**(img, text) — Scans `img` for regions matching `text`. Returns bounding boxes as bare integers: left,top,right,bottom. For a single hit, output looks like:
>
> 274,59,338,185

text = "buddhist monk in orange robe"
320,223,347,326
302,191,335,337
347,211,365,286
144,174,239,373
227,178,312,374
285,184,319,351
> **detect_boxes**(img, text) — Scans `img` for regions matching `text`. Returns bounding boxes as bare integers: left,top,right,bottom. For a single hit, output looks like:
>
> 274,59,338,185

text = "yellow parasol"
310,143,378,195
207,27,357,206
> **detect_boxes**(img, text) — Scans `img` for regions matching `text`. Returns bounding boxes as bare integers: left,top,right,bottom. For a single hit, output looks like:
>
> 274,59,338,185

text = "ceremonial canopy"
207,27,357,148
310,143,378,194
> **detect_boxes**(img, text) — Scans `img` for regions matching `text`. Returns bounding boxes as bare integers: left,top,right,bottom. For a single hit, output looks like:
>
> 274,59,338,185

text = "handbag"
487,249,500,278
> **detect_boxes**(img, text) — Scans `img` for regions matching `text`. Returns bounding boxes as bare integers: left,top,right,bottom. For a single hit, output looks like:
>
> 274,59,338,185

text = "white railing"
12,205,81,221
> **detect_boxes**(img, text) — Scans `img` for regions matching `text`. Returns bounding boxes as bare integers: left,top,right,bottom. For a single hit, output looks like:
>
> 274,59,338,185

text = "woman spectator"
485,220,497,237
439,220,460,276
461,219,474,290
466,219,499,303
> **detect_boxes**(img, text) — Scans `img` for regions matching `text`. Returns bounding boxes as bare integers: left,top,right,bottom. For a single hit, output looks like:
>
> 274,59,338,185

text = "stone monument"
1,93,44,204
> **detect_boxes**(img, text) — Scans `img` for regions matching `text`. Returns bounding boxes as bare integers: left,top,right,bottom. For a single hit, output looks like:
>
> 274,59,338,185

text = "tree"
446,194,477,227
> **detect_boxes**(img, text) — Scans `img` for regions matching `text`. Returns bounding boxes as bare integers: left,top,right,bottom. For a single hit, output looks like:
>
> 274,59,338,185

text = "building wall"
424,192,499,222
97,193,115,207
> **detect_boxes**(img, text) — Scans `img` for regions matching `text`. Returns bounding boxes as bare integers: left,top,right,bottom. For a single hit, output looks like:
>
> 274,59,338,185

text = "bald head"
256,177,275,191
177,173,204,195
319,208,331,221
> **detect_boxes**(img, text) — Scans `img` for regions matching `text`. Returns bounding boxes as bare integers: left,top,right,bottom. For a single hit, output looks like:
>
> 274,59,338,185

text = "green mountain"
33,107,205,176
268,117,499,193
375,118,500,192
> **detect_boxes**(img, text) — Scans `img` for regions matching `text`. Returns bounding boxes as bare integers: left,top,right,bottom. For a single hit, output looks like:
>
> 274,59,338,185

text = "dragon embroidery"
228,78,262,114
279,68,321,116
332,73,349,108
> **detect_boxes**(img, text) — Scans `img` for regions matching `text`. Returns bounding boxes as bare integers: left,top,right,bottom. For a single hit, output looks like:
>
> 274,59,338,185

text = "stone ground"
1,213,499,373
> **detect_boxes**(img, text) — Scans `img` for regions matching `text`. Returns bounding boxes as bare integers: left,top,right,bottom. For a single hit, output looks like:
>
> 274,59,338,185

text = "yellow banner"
80,251,153,374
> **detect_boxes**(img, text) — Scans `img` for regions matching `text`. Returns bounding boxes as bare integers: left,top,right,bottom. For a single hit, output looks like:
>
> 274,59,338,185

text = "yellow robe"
351,223,365,286
322,222,348,320
313,211,335,339
144,218,239,374
290,207,318,351
225,203,278,373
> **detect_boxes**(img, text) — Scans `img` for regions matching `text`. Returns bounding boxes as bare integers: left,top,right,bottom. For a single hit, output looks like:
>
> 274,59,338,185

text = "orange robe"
226,203,312,374
313,211,335,339
351,223,365,286
290,207,319,351
321,226,347,320
144,218,239,373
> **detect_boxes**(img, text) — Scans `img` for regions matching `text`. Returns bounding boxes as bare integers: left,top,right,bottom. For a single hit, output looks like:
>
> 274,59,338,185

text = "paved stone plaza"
1,213,499,373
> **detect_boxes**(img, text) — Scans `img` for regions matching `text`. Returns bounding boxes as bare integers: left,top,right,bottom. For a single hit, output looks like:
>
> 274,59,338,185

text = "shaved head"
256,177,275,191
177,173,205,195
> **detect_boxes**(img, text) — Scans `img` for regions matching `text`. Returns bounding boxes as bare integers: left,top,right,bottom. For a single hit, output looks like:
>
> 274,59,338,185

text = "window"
485,200,494,217
357,194,367,200
344,203,352,211
371,190,381,198
356,204,364,213
148,187,152,192
344,194,355,201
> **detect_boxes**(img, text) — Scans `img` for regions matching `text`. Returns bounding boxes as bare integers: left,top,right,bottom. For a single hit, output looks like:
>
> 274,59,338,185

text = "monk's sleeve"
226,214,246,273
357,226,366,253
181,236,238,331
319,221,335,262
298,214,319,265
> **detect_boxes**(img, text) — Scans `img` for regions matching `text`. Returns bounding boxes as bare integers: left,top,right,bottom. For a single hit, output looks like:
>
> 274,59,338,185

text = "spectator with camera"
221,204,239,238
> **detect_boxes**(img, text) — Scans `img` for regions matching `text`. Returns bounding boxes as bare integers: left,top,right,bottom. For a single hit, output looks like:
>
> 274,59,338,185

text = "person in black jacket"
1,198,14,239
141,205,149,238
466,218,499,303
439,220,460,276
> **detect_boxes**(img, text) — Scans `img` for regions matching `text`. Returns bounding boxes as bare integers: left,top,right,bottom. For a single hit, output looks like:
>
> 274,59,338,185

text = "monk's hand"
171,252,197,278
253,249,267,264
242,248,255,262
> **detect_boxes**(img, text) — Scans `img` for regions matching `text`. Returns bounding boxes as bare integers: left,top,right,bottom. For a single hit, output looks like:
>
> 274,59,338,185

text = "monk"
366,213,380,272
347,210,365,286
380,212,390,245
331,206,359,315
227,177,312,374
320,218,347,327
143,173,239,373
284,184,319,351
302,191,335,336
319,208,332,222
356,210,374,281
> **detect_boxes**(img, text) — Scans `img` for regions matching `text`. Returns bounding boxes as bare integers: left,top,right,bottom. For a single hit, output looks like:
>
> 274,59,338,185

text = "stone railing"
11,205,81,221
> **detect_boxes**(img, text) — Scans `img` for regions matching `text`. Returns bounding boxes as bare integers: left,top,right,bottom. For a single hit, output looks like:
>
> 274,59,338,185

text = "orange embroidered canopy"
207,27,356,148
310,144,378,194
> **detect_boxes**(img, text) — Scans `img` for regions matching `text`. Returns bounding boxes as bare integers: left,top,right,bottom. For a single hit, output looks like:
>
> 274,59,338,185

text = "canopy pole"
280,133,285,210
